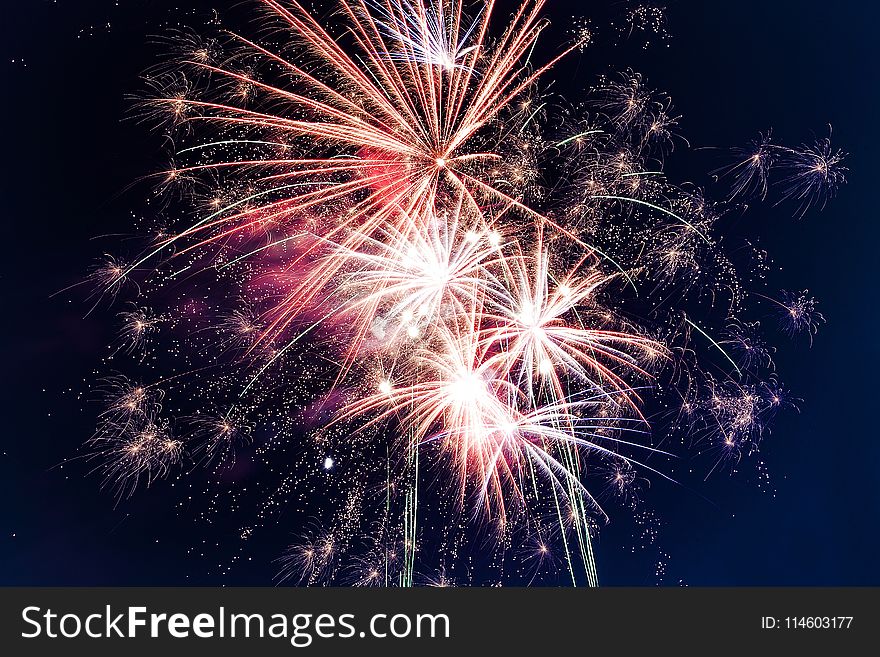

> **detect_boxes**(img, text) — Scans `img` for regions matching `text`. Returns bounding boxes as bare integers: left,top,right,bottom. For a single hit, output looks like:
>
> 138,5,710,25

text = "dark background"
1,0,877,585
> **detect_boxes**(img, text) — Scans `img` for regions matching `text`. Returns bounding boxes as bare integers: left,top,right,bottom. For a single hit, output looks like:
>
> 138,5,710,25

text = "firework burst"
77,0,844,586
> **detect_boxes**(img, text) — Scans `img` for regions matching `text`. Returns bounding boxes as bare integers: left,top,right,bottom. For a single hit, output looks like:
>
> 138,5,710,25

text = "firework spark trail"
80,0,844,586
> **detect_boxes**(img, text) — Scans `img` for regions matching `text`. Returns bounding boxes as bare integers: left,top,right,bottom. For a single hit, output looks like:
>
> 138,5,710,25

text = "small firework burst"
776,136,849,216
89,417,182,501
116,305,163,355
721,129,847,216
617,4,670,50
722,320,774,372
188,411,251,467
718,131,775,201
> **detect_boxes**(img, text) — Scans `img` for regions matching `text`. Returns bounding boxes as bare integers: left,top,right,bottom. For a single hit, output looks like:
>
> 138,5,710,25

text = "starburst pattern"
76,0,843,586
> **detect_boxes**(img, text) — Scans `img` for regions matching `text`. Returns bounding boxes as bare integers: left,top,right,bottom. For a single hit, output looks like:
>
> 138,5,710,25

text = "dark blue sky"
1,0,877,585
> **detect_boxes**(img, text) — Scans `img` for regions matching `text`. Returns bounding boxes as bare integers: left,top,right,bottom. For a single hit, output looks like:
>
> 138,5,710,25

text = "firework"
769,290,826,345
116,305,163,355
78,0,844,586
720,129,847,217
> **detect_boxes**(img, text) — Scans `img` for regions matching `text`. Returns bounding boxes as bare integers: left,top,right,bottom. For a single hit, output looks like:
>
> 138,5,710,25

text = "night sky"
1,0,878,586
